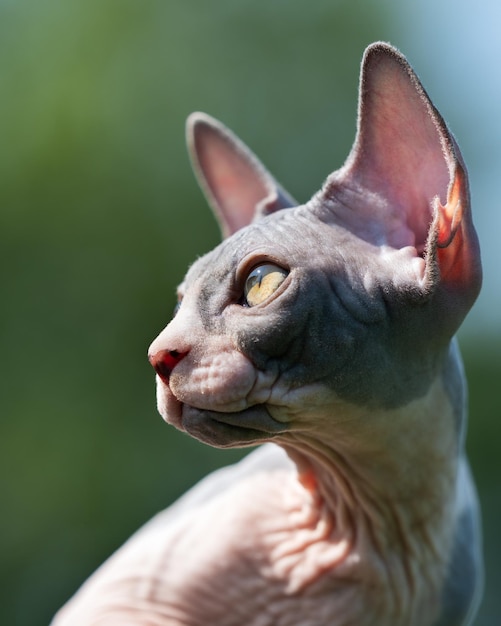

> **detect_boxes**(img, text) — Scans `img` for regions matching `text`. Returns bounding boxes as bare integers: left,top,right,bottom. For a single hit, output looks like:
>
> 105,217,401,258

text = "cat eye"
173,292,184,317
173,300,182,317
244,263,288,307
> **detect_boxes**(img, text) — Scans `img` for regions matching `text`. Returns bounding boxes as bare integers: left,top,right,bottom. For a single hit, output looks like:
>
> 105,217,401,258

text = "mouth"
180,404,289,448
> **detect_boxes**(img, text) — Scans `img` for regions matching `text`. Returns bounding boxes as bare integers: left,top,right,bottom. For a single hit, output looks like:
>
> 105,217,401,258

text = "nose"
148,349,188,384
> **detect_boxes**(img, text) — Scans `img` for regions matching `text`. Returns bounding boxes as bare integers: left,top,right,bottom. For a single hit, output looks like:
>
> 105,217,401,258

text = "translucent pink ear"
328,42,481,307
187,113,297,238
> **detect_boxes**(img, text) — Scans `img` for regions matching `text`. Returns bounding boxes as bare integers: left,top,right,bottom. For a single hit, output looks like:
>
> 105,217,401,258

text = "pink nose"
148,349,187,383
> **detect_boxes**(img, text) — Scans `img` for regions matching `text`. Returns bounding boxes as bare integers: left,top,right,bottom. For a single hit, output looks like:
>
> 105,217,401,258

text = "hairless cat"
52,42,483,625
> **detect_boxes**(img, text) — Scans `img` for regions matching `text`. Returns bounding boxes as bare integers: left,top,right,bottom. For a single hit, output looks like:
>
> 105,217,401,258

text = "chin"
180,404,289,448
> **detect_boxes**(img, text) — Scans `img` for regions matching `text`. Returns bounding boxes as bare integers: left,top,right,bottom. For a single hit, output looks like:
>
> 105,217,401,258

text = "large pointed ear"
329,42,481,310
186,112,297,238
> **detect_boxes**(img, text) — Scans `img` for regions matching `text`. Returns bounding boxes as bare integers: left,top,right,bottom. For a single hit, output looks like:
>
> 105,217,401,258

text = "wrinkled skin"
52,43,483,626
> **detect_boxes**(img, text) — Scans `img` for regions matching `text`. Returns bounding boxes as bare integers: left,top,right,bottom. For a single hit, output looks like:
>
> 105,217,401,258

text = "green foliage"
0,2,498,624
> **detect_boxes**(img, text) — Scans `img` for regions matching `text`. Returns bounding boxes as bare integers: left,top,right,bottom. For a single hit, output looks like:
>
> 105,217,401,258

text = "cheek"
169,348,258,411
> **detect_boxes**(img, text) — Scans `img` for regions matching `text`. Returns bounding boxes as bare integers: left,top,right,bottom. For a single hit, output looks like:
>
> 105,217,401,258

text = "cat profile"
52,42,482,626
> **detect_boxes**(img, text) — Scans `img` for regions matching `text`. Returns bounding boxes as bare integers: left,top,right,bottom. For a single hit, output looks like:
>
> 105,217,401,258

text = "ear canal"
426,160,481,299
186,112,297,238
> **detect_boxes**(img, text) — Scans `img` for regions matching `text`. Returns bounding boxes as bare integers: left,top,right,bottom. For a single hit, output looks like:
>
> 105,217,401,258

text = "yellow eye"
244,264,288,307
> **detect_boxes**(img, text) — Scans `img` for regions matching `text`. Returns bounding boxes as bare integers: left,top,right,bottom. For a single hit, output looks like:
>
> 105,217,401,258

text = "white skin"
52,43,483,626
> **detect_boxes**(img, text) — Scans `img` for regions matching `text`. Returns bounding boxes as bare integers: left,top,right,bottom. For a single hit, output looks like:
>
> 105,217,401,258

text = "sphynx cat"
52,42,483,625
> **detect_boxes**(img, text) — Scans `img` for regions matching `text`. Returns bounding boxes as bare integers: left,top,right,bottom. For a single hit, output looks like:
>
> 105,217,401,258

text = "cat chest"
150,471,386,625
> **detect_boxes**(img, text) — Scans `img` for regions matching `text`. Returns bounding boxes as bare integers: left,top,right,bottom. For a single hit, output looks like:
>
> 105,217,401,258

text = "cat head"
148,43,481,448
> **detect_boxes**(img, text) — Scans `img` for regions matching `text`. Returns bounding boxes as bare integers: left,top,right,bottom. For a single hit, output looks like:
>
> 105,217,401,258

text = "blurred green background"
1,1,499,624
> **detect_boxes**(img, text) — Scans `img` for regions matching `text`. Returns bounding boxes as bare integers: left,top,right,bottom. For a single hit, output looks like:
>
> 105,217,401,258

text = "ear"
328,43,481,309
186,112,297,238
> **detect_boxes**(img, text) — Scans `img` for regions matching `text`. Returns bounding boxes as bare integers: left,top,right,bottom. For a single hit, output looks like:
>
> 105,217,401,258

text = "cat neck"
279,370,460,604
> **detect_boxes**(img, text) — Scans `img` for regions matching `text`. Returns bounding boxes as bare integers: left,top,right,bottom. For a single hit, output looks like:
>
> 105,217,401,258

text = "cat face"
150,205,438,449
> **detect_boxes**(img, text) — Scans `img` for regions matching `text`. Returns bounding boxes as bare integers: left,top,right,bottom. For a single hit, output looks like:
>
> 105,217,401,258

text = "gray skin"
52,43,483,625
